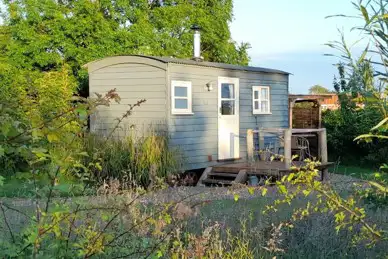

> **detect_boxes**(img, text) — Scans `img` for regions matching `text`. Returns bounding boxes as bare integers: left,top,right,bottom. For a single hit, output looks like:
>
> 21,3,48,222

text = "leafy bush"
323,105,385,166
0,66,81,176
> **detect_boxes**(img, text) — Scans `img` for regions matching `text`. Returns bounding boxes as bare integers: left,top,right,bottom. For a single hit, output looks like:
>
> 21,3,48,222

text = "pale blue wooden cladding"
167,63,289,170
87,57,168,137
86,55,289,170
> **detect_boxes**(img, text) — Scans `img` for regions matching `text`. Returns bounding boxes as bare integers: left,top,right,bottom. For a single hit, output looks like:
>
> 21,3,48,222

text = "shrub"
323,106,385,166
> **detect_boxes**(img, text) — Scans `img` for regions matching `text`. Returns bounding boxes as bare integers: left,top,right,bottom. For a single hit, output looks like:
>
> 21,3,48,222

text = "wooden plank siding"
168,63,289,170
89,62,168,136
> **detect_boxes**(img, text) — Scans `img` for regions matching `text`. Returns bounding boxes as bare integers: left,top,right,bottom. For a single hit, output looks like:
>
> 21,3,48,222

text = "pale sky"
230,0,365,93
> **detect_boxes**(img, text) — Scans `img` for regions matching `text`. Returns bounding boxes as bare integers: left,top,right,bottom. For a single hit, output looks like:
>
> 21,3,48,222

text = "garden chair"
292,136,311,161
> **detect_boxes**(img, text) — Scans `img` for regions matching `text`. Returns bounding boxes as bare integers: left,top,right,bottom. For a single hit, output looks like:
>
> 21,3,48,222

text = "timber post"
259,129,265,152
319,128,328,181
247,129,254,162
284,129,292,169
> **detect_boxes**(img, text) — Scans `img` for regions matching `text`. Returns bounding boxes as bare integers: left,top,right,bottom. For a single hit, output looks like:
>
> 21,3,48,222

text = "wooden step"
208,172,238,178
196,167,212,187
197,167,248,187
211,167,240,174
201,179,234,185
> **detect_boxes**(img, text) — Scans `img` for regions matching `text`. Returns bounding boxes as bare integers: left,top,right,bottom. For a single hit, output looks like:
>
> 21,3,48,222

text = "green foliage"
334,165,376,179
323,106,385,165
308,84,331,94
1,0,250,91
260,0,388,250
0,66,81,176
323,4,388,165
261,160,386,247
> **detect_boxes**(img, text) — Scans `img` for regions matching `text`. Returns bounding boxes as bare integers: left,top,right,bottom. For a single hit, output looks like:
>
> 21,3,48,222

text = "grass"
0,160,386,257
0,164,376,198
330,164,376,179
0,186,387,258
186,197,388,258
0,176,88,198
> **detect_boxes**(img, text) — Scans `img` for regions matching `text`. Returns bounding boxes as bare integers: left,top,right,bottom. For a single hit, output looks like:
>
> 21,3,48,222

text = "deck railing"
247,128,328,172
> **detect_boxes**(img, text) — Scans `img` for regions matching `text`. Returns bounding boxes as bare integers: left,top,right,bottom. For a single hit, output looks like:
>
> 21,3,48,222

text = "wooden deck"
198,127,332,186
213,161,333,176
197,160,334,186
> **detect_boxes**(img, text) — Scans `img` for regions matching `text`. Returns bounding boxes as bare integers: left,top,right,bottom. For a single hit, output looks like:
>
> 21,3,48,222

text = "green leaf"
278,184,287,194
0,145,4,157
368,181,388,193
302,190,311,197
261,187,268,196
164,214,172,224
360,5,370,23
357,44,369,65
78,151,89,157
47,133,59,143
248,187,254,195
94,162,102,171
354,134,388,141
31,147,48,158
287,173,295,182
76,107,88,120
371,117,388,131
101,213,109,221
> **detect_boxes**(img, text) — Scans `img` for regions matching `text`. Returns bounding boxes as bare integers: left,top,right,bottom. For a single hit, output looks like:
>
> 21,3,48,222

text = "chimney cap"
190,24,201,31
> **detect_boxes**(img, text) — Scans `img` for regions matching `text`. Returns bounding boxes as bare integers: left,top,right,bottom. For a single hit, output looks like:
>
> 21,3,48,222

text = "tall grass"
83,129,182,187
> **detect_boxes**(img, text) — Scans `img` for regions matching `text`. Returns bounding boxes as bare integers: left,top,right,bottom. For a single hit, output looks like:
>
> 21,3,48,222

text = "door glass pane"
221,83,235,99
254,101,259,110
221,100,235,115
261,101,269,112
175,99,188,109
175,86,187,97
254,90,259,100
261,88,268,100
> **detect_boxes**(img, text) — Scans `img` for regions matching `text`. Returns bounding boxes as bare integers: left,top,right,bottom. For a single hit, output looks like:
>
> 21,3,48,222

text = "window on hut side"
171,80,192,114
252,86,271,114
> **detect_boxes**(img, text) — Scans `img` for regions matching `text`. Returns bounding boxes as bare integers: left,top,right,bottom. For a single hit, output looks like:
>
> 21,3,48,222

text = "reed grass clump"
84,130,182,188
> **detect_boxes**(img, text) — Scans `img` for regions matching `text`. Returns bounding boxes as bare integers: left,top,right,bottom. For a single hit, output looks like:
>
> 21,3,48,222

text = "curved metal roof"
129,55,290,75
83,55,290,75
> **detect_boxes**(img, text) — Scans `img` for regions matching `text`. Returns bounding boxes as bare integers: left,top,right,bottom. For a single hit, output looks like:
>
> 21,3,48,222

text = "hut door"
218,77,240,160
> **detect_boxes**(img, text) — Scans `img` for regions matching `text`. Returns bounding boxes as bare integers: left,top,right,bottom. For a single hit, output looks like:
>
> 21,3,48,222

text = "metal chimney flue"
191,25,203,61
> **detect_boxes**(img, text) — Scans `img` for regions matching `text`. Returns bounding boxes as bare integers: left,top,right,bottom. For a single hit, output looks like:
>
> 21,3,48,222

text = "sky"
230,0,366,94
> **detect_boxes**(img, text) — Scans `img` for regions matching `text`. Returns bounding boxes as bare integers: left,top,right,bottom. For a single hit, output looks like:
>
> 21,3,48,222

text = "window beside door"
252,86,271,114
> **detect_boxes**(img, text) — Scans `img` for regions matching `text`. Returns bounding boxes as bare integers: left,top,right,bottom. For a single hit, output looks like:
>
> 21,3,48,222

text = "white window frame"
171,80,193,115
252,86,271,114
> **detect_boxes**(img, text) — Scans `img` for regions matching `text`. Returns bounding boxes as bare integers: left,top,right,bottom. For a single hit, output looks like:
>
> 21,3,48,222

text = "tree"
0,0,250,93
308,85,331,94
